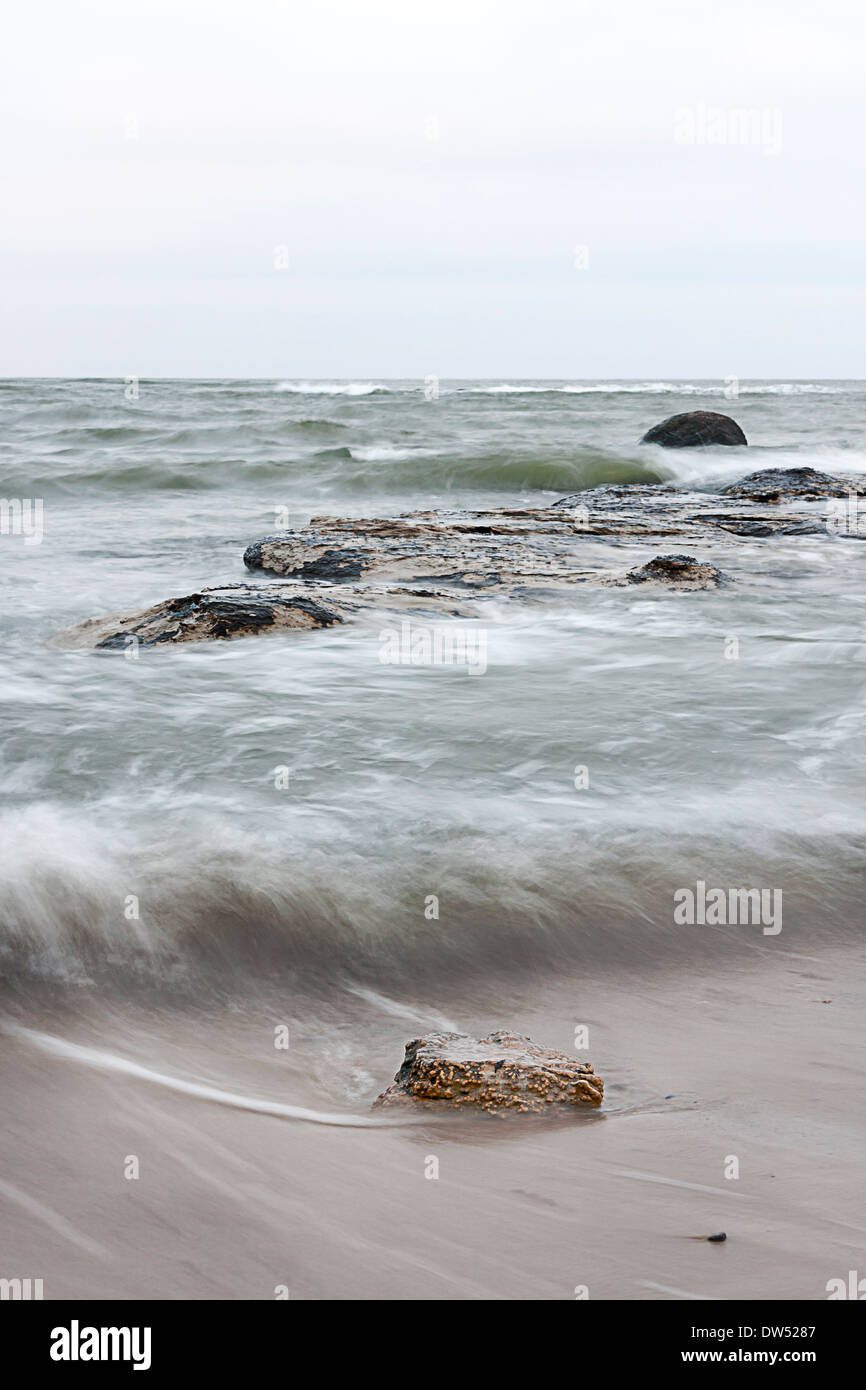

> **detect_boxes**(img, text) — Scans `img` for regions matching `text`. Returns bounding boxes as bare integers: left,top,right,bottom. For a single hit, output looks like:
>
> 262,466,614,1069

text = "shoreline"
3,940,863,1300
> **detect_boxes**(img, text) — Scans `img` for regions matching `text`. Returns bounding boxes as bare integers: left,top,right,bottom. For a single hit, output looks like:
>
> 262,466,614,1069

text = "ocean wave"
0,801,860,1000
348,445,431,462
310,450,666,491
9,441,866,500
276,381,390,396
736,384,846,395
0,449,667,496
471,382,847,396
292,417,348,431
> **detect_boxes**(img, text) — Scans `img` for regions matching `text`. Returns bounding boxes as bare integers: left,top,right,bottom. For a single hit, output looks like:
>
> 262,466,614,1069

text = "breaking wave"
469,382,848,396
0,794,861,1001
276,381,391,395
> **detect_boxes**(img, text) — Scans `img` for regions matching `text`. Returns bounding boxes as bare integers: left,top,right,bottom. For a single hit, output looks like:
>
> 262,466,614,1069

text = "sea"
1,378,864,996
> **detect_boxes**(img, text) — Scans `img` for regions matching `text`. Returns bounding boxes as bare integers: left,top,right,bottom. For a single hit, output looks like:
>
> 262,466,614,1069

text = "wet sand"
2,941,863,1301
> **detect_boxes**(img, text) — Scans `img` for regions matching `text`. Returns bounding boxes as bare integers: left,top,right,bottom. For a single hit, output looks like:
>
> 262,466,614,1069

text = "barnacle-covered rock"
374,1030,604,1113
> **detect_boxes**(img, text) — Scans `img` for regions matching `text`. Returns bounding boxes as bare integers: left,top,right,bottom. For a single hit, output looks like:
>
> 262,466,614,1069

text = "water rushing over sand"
2,379,865,1299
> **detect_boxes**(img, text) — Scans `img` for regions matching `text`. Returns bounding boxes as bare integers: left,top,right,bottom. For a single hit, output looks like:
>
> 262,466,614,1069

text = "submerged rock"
61,479,854,648
641,411,747,448
56,586,345,649
623,554,726,588
721,467,866,500
374,1030,604,1112
55,581,485,649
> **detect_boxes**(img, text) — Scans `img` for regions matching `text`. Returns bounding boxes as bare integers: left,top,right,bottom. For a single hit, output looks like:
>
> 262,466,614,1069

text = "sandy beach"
3,937,863,1301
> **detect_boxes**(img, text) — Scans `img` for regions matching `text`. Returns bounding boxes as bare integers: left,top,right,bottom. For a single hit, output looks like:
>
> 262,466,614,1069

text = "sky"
2,0,865,378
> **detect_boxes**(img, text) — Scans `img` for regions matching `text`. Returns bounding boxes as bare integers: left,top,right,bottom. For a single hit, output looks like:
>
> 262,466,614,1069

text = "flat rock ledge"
374,1030,604,1113
57,467,866,648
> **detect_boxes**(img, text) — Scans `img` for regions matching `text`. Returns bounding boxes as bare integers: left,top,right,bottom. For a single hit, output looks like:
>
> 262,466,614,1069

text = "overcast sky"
2,0,865,377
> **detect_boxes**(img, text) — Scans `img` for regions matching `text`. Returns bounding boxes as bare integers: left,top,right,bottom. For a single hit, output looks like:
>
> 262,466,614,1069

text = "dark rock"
295,548,367,581
641,411,748,448
721,467,866,500
244,540,367,582
374,1030,604,1112
625,554,725,588
59,586,344,649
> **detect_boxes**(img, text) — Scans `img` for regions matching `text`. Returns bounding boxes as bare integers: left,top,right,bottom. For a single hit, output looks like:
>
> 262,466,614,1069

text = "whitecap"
276,381,390,396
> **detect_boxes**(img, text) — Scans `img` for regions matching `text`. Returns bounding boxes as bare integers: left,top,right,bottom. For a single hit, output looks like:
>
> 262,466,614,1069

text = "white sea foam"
472,382,846,396
276,381,389,395
349,445,420,462
2,1023,398,1128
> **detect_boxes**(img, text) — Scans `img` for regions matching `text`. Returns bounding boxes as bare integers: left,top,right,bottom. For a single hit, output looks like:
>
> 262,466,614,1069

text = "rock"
641,411,748,448
244,541,368,581
61,479,854,648
697,514,826,537
373,1030,604,1112
623,554,726,588
721,467,866,500
55,581,486,650
56,586,345,649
